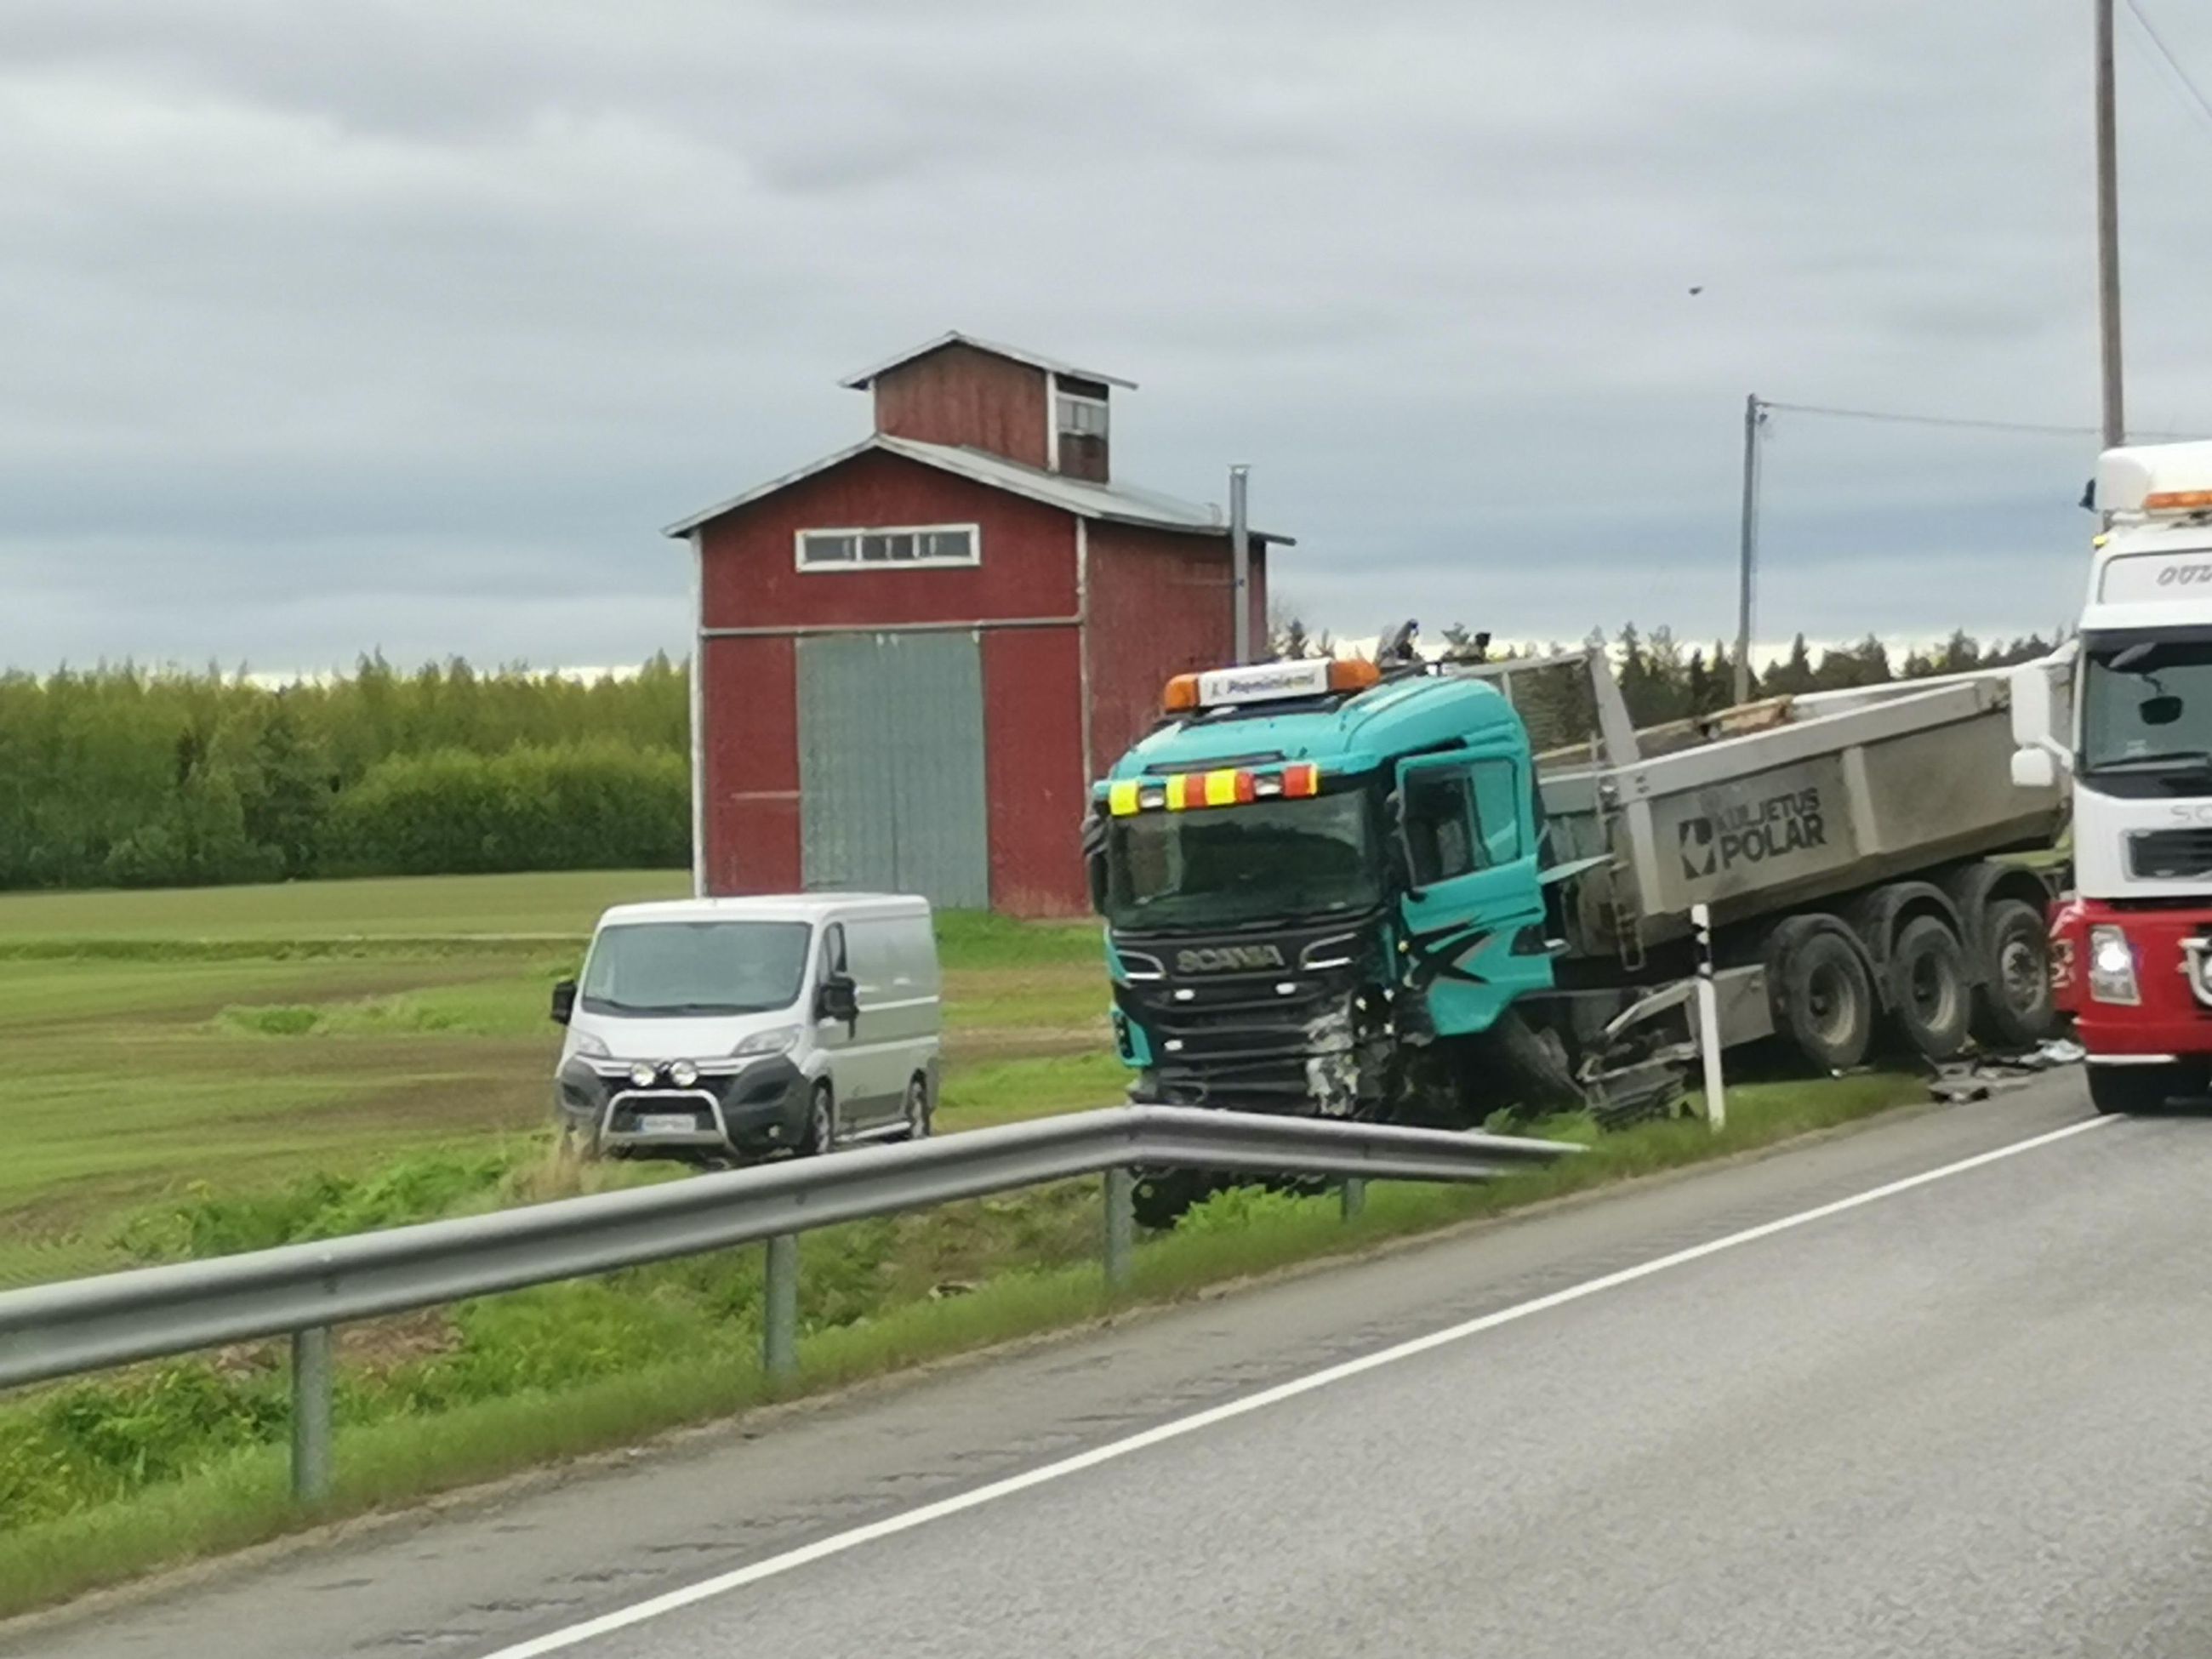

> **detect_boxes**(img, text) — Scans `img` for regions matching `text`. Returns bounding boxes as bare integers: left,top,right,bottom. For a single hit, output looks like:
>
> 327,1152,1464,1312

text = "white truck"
2012,440,2212,1111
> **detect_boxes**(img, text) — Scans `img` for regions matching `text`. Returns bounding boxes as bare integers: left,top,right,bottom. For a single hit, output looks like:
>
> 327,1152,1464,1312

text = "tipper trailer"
1085,630,2064,1223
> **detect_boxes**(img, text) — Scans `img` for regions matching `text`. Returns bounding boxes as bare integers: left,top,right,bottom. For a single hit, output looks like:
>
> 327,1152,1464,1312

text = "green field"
0,872,1115,1286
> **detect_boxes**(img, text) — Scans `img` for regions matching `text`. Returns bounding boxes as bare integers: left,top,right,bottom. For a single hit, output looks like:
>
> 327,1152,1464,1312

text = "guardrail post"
1102,1167,1134,1291
763,1234,799,1381
291,1325,334,1505
1341,1177,1367,1221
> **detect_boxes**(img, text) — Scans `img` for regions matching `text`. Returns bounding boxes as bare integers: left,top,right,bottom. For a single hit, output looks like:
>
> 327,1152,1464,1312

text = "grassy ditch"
0,1069,1922,1619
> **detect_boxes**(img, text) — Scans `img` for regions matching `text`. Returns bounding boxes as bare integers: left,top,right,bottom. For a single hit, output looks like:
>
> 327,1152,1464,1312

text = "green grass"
0,1068,1924,1617
0,875,1115,1292
0,870,690,943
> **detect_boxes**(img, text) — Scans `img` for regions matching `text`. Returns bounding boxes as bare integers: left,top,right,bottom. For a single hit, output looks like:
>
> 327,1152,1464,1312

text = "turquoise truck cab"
1083,653,1557,1131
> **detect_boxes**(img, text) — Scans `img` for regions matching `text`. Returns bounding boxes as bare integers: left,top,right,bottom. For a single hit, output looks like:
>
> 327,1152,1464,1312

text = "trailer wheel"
1773,918,1875,1072
1970,897,2057,1050
1886,915,1972,1061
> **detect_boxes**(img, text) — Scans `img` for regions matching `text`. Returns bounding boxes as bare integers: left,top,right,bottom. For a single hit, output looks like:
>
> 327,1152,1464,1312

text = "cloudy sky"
6,0,2211,674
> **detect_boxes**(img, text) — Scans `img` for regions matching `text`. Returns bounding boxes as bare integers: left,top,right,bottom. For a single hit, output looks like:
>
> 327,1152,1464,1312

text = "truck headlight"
571,1031,612,1059
732,1024,801,1058
667,1059,700,1088
2088,925,2141,1006
627,1060,658,1088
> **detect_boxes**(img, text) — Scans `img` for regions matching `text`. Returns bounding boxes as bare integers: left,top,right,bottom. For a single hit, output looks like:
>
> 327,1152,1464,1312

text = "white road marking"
482,1111,2115,1658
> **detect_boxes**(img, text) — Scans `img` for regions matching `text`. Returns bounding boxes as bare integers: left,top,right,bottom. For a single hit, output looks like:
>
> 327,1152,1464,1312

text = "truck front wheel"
1772,918,1875,1072
2086,1063,2181,1115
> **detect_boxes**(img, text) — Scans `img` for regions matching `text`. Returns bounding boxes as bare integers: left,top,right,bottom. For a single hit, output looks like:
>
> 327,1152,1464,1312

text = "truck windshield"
1104,794,1380,931
2082,638,2212,780
579,921,812,1018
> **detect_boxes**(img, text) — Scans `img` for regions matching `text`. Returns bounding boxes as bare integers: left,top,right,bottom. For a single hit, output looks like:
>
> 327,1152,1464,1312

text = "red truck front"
2017,442,2212,1110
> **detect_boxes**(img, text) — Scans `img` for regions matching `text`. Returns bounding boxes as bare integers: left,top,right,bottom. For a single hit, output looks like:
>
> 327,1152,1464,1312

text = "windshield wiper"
2089,749,2212,773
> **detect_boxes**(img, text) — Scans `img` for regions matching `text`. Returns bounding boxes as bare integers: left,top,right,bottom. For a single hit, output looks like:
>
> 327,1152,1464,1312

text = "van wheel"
1970,898,2057,1050
1887,915,1971,1061
1772,917,1874,1072
898,1074,933,1141
803,1082,837,1155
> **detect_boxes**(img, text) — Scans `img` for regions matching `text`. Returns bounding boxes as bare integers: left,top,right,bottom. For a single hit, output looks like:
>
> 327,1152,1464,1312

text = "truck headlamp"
667,1059,700,1088
627,1060,658,1088
2088,925,2141,1006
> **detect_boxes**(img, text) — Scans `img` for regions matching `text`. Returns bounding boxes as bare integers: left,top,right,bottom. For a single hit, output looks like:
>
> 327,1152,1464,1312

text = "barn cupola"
839,332,1134,483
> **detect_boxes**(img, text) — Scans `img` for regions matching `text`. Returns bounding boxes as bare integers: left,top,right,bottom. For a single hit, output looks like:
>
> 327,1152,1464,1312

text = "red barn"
667,334,1291,916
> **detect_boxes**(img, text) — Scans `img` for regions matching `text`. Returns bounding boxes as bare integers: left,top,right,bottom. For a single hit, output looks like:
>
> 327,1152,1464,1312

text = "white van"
550,894,941,1161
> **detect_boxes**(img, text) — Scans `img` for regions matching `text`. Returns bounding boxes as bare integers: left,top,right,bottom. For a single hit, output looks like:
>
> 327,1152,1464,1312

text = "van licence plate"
638,1113,698,1135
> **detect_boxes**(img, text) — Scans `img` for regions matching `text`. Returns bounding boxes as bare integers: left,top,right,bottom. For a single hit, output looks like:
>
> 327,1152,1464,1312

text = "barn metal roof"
836,332,1137,391
662,435,1293,543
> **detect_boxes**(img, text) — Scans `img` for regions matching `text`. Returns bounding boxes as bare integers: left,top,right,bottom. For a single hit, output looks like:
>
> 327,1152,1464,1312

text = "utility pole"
1229,465,1252,663
2095,0,2125,451
1734,394,1764,705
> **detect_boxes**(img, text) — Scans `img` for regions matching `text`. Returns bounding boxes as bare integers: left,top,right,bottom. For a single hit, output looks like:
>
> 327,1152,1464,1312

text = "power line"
1760,400,2203,442
2124,0,2212,139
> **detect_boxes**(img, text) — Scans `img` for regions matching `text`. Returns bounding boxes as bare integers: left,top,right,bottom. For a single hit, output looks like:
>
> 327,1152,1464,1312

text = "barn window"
796,524,980,572
1052,375,1110,482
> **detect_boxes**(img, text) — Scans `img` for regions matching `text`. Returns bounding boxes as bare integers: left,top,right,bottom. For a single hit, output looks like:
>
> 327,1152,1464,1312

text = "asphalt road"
17,1071,2212,1659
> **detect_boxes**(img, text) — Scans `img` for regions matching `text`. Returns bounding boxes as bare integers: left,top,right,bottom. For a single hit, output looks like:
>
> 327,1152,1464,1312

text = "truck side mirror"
1080,808,1109,912
1384,790,1423,900
2010,661,2061,749
550,978,577,1026
817,973,859,1026
2008,660,2072,788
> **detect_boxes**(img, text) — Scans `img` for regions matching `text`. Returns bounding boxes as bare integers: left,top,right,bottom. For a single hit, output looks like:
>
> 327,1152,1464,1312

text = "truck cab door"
1393,752,1555,1037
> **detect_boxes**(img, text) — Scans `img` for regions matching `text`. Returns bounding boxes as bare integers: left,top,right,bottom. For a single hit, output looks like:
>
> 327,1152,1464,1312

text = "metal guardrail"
0,1106,1576,1502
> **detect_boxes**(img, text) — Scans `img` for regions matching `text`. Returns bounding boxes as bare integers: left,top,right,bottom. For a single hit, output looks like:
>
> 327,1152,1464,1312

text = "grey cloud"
2,0,2207,672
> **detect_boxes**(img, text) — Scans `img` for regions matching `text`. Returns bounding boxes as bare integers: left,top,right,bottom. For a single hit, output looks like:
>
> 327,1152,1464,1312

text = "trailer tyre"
1970,897,2057,1050
1886,915,1972,1062
1773,919,1875,1072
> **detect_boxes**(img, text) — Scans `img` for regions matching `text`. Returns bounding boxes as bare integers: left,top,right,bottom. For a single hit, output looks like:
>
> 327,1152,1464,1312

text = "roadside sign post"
1692,904,1727,1131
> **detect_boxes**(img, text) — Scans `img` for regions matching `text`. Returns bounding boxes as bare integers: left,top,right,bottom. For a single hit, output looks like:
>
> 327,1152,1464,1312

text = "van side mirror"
550,979,577,1026
817,973,859,1026
2010,749,2058,790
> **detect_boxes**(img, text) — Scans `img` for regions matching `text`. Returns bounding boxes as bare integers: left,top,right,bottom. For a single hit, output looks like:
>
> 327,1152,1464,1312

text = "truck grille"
2128,829,2212,880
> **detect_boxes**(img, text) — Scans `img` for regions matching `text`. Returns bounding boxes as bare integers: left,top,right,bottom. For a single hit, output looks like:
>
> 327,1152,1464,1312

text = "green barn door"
796,631,990,909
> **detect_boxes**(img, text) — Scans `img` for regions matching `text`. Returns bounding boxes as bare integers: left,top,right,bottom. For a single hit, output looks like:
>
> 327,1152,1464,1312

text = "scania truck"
1086,630,2064,1223
2014,441,2212,1112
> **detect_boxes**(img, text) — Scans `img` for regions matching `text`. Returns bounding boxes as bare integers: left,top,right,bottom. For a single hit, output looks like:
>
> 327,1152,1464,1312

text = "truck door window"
1404,769,1477,884
1469,758,1523,864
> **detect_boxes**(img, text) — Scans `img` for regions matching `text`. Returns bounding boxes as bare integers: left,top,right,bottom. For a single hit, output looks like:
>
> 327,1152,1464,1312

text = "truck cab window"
1469,757,1523,864
1404,769,1477,884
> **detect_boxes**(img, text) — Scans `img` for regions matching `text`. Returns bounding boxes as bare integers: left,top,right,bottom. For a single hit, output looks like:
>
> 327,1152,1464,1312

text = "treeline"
0,657,689,890
1271,621,2059,754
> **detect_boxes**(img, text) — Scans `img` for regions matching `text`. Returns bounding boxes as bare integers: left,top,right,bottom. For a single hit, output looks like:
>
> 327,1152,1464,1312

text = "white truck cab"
2013,440,2212,1111
550,893,941,1160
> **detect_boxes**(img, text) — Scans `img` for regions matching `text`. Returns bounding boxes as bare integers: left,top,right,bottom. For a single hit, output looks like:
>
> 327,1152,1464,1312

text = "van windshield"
579,921,812,1018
